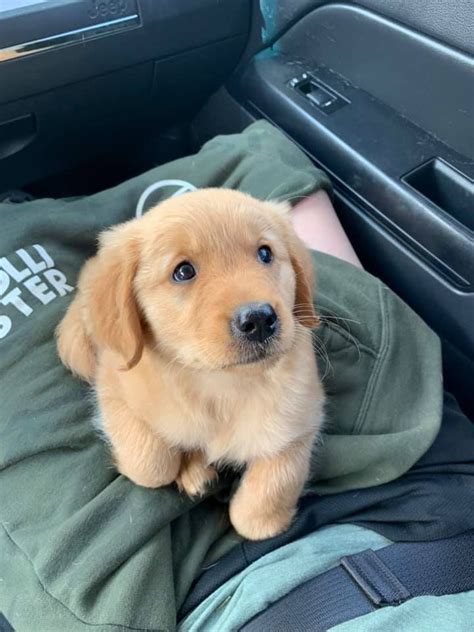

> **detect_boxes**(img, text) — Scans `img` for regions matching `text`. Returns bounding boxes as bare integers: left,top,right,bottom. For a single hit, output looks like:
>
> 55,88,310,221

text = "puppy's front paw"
115,453,181,489
176,452,218,497
229,496,295,540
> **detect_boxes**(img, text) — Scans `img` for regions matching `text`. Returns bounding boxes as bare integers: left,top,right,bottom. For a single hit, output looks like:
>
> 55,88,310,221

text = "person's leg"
291,190,363,269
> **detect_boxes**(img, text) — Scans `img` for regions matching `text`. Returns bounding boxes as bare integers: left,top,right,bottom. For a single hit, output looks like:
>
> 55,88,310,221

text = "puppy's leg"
100,394,181,488
176,450,218,497
229,435,314,540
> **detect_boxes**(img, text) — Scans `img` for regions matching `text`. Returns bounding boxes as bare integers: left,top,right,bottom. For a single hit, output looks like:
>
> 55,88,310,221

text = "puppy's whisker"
293,308,320,316
312,335,333,381
293,326,332,381
317,311,362,363
318,309,361,327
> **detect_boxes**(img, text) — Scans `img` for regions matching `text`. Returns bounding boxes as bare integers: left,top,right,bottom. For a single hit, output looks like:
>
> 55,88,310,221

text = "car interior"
0,0,473,627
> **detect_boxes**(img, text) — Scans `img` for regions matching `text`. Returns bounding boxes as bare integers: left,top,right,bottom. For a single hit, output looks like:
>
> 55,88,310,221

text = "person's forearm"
292,190,363,269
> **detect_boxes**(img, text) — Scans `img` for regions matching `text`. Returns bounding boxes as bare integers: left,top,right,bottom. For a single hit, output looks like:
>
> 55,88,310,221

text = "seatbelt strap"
240,531,474,631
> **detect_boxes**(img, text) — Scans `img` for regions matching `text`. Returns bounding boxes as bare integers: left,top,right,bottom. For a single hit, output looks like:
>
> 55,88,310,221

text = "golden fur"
57,189,325,540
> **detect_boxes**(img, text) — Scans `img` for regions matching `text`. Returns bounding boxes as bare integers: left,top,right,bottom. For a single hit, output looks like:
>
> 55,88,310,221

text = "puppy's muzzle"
231,302,279,344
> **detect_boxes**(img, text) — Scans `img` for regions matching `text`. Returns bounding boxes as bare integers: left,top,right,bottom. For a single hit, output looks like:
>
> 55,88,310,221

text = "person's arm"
291,190,363,269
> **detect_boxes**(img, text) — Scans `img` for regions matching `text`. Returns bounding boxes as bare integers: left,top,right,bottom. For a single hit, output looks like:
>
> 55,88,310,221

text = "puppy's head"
87,189,318,371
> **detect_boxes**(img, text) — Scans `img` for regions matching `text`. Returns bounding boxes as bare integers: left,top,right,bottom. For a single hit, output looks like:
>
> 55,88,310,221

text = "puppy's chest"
205,397,287,464
156,377,305,464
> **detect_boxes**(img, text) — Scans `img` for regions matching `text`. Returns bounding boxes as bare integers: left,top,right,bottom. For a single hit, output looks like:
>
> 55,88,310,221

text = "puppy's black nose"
232,303,278,343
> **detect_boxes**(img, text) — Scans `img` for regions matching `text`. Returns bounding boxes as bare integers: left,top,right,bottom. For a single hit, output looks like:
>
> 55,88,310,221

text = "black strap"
240,531,474,631
0,613,14,632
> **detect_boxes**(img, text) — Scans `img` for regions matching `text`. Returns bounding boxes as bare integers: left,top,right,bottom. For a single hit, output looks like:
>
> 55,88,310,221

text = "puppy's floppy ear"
272,203,319,329
289,231,319,328
85,222,144,370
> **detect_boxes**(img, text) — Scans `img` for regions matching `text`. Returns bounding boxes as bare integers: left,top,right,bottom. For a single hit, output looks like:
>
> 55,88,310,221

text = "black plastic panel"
0,0,249,104
0,0,140,51
0,113,36,160
191,87,256,149
276,4,474,160
232,57,473,277
0,34,245,192
403,159,473,233
0,62,154,191
245,0,474,60
0,0,249,191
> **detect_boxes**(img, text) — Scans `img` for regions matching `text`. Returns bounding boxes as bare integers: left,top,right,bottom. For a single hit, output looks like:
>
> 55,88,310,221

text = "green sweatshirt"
0,121,441,631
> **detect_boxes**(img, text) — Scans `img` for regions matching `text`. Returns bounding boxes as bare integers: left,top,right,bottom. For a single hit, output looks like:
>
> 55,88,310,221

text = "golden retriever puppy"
57,189,325,540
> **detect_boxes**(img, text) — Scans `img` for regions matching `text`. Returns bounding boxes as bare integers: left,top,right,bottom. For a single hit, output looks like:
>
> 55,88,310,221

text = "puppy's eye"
173,261,196,283
257,245,273,264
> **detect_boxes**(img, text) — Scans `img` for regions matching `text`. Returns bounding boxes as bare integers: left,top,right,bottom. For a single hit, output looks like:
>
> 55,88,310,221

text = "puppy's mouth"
227,338,284,369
